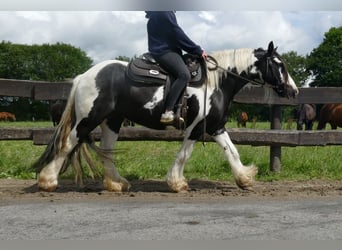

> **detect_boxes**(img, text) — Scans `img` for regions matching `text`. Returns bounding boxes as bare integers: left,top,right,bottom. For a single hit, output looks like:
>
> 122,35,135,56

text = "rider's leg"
155,52,190,123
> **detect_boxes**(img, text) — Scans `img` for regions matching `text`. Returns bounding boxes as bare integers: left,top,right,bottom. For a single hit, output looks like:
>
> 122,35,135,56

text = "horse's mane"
207,48,256,89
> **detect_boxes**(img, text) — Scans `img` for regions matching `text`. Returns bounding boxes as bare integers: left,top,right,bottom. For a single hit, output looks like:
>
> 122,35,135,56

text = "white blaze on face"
144,86,164,110
275,57,299,96
273,56,299,96
273,57,282,64
287,73,299,95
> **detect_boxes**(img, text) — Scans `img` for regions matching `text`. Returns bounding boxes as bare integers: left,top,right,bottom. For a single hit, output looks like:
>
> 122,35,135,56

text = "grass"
0,121,341,182
0,121,52,128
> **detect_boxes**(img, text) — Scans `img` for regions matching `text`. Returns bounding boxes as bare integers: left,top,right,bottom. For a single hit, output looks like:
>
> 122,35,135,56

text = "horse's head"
253,41,299,98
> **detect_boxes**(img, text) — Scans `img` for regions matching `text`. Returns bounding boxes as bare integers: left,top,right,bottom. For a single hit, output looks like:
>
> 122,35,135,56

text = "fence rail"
1,127,342,147
1,78,342,103
1,78,342,172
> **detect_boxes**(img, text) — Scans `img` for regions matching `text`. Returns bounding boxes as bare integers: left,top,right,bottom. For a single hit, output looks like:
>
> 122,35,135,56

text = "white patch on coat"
75,60,128,119
144,86,164,110
185,85,214,131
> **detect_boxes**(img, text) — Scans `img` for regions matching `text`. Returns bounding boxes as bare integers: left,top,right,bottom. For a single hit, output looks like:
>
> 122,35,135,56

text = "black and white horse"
33,42,298,192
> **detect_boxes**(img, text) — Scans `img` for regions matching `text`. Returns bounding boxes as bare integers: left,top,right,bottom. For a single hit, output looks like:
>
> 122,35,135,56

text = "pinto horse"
33,41,299,192
317,103,342,130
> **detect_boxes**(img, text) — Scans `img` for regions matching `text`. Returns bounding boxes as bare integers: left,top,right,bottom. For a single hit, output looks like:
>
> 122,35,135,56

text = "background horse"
0,112,16,121
317,103,342,130
50,101,67,126
33,41,299,193
237,111,248,128
296,104,316,130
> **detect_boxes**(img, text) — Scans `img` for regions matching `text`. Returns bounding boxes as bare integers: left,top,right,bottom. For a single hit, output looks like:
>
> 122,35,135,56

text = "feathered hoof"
234,164,258,191
103,178,131,192
167,178,189,193
38,176,58,192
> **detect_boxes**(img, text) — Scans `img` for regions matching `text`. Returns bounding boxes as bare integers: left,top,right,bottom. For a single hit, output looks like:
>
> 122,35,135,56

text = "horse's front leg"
213,130,258,190
166,139,195,192
100,124,130,192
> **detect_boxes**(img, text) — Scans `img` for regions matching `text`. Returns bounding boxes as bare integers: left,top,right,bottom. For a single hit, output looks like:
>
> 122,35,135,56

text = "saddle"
125,53,206,87
125,53,207,129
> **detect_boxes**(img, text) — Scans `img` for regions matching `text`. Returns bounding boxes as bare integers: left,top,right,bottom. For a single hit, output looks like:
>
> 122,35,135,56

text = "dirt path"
1,178,342,204
2,179,342,240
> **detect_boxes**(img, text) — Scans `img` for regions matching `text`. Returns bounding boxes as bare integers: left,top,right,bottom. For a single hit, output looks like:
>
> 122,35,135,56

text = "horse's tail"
63,141,104,185
32,75,103,184
32,75,79,174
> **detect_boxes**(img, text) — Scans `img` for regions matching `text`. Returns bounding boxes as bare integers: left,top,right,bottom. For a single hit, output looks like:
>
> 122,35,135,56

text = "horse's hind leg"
100,123,130,192
38,127,79,191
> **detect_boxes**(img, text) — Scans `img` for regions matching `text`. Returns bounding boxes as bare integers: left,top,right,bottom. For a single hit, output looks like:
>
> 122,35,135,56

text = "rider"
145,11,207,124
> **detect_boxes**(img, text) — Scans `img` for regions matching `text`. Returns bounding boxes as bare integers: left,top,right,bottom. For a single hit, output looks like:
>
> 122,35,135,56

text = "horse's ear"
267,41,274,55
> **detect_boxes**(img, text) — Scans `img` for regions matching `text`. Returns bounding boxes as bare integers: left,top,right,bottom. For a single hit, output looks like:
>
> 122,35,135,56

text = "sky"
0,9,341,63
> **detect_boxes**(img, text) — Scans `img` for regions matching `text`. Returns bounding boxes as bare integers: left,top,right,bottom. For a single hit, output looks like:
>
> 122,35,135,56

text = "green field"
0,121,341,182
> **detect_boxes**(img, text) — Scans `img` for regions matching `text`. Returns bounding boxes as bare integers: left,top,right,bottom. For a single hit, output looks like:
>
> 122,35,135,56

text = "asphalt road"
1,197,342,240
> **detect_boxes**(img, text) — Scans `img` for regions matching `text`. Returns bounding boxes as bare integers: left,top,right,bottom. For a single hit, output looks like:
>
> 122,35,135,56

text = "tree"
115,55,131,62
0,41,93,120
307,26,342,87
0,41,93,81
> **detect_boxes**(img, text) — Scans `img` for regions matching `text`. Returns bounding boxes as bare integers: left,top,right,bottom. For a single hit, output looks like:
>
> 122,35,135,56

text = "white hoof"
103,177,131,192
38,176,58,192
234,164,258,191
166,177,189,193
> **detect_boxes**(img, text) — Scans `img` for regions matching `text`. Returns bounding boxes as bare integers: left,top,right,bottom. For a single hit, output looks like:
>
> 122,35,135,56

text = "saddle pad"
126,58,168,85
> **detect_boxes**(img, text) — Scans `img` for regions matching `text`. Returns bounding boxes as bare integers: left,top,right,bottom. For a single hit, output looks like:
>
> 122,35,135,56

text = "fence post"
270,105,282,172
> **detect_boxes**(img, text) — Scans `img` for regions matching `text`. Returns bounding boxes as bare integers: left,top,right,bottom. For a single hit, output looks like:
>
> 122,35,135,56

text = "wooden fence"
1,78,342,172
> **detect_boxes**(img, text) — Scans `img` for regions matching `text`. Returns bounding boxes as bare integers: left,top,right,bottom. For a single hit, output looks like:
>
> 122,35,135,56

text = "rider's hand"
201,50,208,60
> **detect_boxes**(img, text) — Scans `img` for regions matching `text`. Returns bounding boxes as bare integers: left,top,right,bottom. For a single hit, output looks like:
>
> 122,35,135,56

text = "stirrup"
174,105,185,129
176,117,185,129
